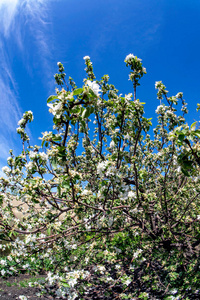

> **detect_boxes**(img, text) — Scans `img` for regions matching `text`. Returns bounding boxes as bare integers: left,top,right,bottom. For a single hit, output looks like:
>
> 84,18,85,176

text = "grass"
2,276,46,289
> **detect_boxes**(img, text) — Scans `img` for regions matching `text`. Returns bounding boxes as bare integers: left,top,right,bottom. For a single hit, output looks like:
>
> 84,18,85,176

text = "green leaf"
73,88,83,96
82,107,91,119
191,121,197,129
31,198,40,204
62,180,70,189
88,89,97,98
47,227,51,236
60,281,70,288
51,157,58,169
47,95,58,103
193,129,200,139
57,185,61,197
57,146,66,157
29,179,37,184
41,140,45,147
53,116,62,125
51,135,62,142
177,133,185,142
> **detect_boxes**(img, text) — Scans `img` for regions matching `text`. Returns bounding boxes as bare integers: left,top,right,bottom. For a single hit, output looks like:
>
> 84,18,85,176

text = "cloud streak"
0,0,53,170
0,0,52,71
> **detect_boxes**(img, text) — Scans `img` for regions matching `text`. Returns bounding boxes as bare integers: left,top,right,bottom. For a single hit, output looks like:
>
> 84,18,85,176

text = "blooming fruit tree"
0,54,200,299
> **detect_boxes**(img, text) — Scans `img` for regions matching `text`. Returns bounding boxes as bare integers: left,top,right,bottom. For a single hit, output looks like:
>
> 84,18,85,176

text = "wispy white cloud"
0,0,53,171
0,0,19,37
0,0,53,71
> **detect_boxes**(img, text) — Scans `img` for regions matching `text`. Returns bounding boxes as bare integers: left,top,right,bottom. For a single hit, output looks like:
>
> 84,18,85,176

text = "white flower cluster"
81,189,91,196
86,80,102,96
155,81,163,89
25,235,37,245
28,151,48,161
16,111,33,141
18,111,33,127
65,269,90,288
155,81,168,100
83,55,90,60
124,277,132,286
125,53,142,64
97,161,109,176
166,110,176,119
18,119,26,127
40,131,53,141
125,53,135,62
47,271,60,285
47,102,62,119
16,127,25,134
125,93,133,102
155,104,166,115
133,248,143,259
128,190,136,199
7,156,14,166
97,161,118,178
2,166,11,175
25,162,35,172
94,265,106,274
176,92,183,98
0,259,7,266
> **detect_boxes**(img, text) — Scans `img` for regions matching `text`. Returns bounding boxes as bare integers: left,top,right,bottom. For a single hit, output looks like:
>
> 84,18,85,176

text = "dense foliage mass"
0,54,200,299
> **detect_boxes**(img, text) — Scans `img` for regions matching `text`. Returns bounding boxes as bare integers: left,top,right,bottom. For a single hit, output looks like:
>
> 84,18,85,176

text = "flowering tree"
0,54,200,299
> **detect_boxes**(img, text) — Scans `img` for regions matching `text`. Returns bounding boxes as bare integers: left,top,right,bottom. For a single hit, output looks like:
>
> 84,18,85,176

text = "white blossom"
83,55,90,60
176,92,183,98
155,104,166,114
142,67,147,73
39,152,48,161
125,93,133,101
18,118,26,126
29,151,38,159
115,264,121,270
133,249,143,259
97,161,109,176
47,102,62,118
68,277,77,287
81,189,90,196
106,277,114,283
155,81,162,89
125,53,135,62
110,140,115,148
18,296,28,300
0,259,7,266
1,269,6,276
25,161,35,171
16,127,25,134
124,278,132,286
86,80,101,96
2,166,10,174
128,191,136,198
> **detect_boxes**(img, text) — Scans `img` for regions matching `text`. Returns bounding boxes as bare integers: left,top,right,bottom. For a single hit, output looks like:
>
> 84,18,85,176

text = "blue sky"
0,0,200,174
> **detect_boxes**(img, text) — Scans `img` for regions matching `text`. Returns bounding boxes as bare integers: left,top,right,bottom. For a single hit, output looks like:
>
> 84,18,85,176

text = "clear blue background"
0,0,200,174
